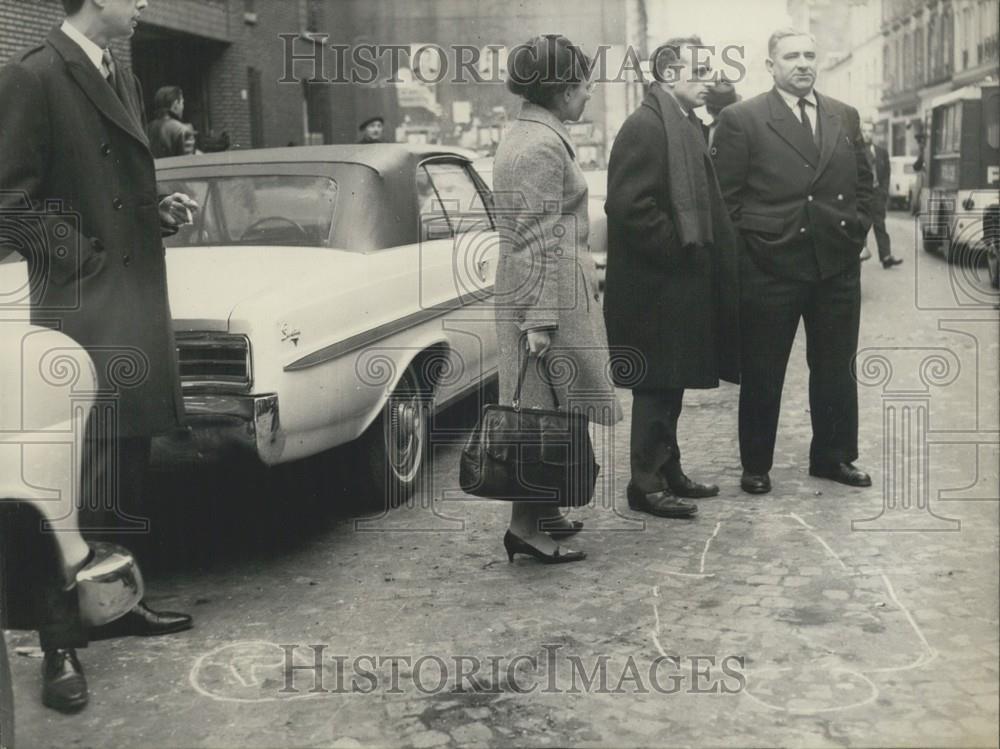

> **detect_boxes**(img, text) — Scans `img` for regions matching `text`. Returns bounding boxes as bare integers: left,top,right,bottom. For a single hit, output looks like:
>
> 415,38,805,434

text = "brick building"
0,0,319,149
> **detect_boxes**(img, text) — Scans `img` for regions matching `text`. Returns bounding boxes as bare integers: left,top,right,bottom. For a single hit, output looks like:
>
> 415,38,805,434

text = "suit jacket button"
101,143,111,156
799,227,807,233
840,220,847,226
837,193,844,200
112,197,123,210
90,238,104,252
807,195,814,201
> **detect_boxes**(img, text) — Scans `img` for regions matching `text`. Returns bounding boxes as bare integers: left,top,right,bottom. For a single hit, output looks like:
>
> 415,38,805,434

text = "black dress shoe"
626,482,698,518
89,601,193,641
740,471,772,494
541,520,583,540
882,255,903,268
42,648,88,713
503,530,586,564
809,462,872,487
666,473,720,498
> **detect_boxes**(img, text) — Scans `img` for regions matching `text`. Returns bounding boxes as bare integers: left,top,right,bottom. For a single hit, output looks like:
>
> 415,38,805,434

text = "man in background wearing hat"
705,80,739,149
358,115,385,144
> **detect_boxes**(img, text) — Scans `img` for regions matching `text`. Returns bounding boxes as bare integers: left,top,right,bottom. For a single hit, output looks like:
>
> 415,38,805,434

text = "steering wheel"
240,216,309,242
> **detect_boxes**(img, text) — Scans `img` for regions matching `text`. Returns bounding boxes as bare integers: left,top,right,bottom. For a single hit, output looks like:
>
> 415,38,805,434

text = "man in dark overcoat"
604,36,740,519
860,119,902,268
0,0,197,713
712,28,874,495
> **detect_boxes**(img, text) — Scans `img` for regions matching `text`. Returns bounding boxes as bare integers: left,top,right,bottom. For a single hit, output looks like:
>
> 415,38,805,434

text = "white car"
152,144,500,505
0,323,144,627
889,156,916,210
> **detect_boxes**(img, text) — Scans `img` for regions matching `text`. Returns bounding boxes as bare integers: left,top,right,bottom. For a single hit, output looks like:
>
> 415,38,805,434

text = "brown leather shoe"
626,482,698,518
41,648,87,713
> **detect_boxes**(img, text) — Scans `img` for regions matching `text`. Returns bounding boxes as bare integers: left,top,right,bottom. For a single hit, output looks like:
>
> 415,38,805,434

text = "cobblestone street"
6,213,999,747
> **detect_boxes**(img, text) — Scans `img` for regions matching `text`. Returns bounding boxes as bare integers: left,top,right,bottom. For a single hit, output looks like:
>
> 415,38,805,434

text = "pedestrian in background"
712,28,874,495
358,115,385,143
860,119,903,268
0,0,197,714
604,36,740,520
492,34,621,564
147,84,187,158
181,122,202,155
705,79,740,149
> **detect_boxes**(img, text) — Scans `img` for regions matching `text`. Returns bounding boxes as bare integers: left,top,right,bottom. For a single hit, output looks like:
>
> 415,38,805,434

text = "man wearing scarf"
604,36,740,519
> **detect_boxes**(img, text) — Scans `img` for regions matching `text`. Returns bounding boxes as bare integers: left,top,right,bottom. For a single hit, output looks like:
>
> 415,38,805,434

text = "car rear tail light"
175,332,251,391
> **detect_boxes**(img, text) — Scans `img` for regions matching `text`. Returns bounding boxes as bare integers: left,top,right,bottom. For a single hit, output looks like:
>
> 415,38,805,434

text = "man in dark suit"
861,119,903,268
604,37,740,519
712,28,874,495
0,0,197,713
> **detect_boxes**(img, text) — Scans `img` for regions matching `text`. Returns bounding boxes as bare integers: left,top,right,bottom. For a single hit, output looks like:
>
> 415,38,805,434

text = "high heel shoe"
541,520,583,540
503,530,586,564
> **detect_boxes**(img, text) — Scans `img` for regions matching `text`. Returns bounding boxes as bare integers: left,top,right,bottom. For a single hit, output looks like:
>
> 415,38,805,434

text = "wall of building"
308,0,628,159
820,0,883,122
0,0,313,151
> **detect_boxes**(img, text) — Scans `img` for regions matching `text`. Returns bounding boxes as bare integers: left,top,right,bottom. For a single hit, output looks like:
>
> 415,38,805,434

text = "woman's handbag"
459,354,599,505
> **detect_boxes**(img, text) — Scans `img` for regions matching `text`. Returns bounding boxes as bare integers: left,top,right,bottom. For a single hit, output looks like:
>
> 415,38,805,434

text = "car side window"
417,165,452,242
422,161,493,237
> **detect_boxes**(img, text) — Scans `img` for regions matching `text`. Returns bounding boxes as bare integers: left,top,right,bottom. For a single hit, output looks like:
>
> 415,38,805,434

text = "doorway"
130,26,227,139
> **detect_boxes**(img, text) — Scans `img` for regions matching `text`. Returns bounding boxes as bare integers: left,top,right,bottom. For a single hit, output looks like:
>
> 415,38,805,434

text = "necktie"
102,49,117,91
797,98,816,147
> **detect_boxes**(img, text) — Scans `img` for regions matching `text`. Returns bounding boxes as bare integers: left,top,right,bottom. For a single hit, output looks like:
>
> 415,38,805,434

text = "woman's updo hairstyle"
506,34,592,109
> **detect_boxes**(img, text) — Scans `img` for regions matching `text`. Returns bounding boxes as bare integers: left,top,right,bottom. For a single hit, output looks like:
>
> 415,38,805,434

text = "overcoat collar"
516,102,576,159
766,86,842,177
46,26,149,148
643,85,708,155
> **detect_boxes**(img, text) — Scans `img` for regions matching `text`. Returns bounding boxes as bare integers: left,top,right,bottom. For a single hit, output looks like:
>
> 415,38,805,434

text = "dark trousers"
629,388,684,493
1,410,151,652
738,257,861,474
870,193,891,262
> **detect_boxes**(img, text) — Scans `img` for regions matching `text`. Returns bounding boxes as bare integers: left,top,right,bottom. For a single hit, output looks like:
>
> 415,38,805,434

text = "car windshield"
160,175,338,247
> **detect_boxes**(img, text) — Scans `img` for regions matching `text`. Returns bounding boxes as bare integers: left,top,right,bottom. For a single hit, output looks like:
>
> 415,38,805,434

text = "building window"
941,6,954,77
927,12,938,80
903,31,913,90
914,27,924,84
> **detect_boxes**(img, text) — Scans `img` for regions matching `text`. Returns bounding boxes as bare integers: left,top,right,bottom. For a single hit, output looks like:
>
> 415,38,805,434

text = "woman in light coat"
492,35,622,564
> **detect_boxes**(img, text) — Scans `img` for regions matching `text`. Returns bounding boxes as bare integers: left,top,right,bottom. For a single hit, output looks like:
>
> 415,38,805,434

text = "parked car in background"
473,157,609,291
151,145,500,505
889,156,917,210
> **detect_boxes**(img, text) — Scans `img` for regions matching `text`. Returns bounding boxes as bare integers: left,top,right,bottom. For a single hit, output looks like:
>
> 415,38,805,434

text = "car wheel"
358,367,431,511
0,632,13,749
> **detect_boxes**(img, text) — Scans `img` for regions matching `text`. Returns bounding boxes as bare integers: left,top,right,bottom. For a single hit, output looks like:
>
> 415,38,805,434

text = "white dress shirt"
777,87,818,139
60,19,107,76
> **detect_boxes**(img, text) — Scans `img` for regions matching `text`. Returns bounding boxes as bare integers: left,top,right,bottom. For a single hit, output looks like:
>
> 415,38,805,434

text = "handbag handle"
512,351,561,411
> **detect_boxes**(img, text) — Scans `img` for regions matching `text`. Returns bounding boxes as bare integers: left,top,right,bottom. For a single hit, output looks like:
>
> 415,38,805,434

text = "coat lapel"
814,92,842,178
765,87,819,167
47,28,149,148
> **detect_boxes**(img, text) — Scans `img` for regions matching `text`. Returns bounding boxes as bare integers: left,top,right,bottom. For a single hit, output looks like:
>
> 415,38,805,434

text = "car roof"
156,143,479,176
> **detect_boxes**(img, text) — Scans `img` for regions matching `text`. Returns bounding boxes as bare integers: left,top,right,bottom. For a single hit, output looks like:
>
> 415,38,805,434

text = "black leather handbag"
459,354,599,506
